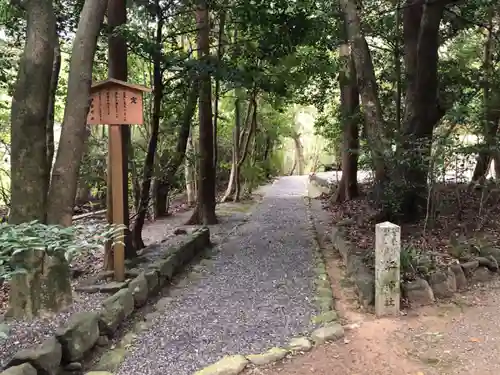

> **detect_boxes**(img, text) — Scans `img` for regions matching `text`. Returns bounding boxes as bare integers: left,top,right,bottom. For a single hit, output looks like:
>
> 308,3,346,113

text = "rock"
75,281,128,294
155,297,172,310
479,246,500,264
403,278,435,306
193,355,248,375
450,264,467,291
428,270,456,298
2,363,37,375
173,227,187,235
314,295,334,312
64,362,83,371
0,322,10,341
246,347,288,366
288,337,313,352
311,323,345,344
55,312,100,362
128,273,148,307
103,288,134,318
336,218,355,227
194,227,211,250
84,372,113,375
312,310,338,325
461,260,479,278
8,250,72,319
149,257,177,281
144,270,159,296
477,256,499,272
96,335,109,347
471,267,494,283
8,337,62,375
70,267,85,279
175,240,197,266
98,301,125,335
352,265,375,308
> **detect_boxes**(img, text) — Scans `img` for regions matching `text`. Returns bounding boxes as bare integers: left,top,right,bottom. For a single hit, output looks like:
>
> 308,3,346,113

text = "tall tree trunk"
46,41,61,189
108,0,134,258
213,10,226,171
186,0,217,225
292,133,305,175
394,0,402,130
472,8,498,183
234,95,257,201
9,0,57,224
332,30,360,203
131,1,163,250
154,81,198,216
221,88,243,202
46,0,107,226
395,0,448,221
339,0,387,183
185,132,196,206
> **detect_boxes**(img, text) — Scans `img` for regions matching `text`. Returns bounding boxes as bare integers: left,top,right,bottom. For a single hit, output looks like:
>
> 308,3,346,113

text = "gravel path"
115,176,318,375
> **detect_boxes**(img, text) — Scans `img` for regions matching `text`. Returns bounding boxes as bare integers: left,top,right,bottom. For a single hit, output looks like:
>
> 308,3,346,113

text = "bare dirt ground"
246,247,500,375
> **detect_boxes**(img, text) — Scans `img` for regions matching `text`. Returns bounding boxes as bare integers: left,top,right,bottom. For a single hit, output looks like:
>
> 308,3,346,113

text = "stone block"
287,337,312,352
311,323,344,344
461,260,479,278
471,267,495,283
150,256,177,281
428,270,456,298
98,302,125,335
102,288,134,318
476,256,499,272
374,222,401,317
55,312,99,362
450,264,467,291
1,364,37,375
8,337,62,375
128,273,148,307
193,355,248,375
403,278,434,307
246,348,288,366
8,250,72,319
144,270,159,296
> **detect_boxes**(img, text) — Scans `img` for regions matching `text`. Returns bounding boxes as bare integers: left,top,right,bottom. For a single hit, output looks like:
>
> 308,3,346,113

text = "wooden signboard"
87,78,152,125
87,78,151,281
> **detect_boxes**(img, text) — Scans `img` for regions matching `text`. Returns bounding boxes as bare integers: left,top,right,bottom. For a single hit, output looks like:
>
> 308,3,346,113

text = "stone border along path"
90,176,344,375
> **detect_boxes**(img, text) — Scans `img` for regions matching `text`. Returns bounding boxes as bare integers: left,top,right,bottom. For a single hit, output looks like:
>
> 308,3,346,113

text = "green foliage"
0,221,125,279
400,244,436,281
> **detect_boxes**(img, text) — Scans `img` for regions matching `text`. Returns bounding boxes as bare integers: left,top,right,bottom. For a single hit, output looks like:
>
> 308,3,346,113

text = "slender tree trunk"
213,10,226,170
292,134,305,175
186,0,217,224
221,88,243,202
46,0,107,226
185,132,196,206
333,28,360,203
9,0,57,224
46,41,61,188
394,0,402,130
234,95,257,201
472,8,497,183
131,2,163,250
339,0,387,183
153,81,198,216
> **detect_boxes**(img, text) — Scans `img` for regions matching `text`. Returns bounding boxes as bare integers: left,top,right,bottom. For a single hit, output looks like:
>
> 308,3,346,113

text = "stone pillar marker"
375,221,401,317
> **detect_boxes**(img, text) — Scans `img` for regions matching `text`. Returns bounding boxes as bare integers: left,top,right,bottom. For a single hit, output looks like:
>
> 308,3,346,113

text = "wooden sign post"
87,78,151,281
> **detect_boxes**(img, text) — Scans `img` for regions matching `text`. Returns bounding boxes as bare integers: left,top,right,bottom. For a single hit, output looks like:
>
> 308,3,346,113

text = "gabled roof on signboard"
90,78,152,93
